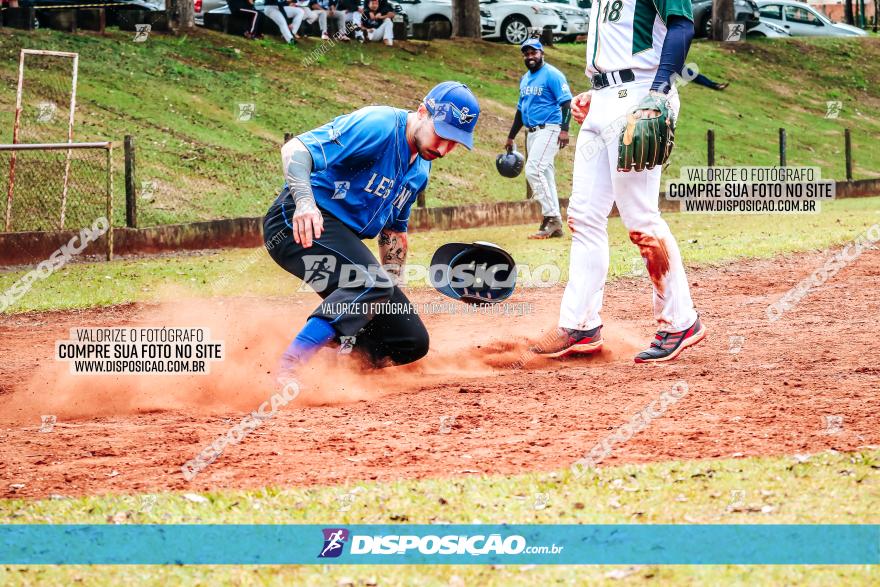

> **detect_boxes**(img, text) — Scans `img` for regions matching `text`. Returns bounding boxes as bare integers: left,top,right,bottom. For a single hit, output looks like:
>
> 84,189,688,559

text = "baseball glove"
617,93,675,173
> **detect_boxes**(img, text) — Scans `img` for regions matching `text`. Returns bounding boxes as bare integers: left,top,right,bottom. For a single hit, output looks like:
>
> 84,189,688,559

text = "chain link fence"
1,142,113,257
12,51,77,147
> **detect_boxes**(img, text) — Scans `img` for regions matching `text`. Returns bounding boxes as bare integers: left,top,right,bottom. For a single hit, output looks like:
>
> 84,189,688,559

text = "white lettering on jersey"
393,186,413,210
364,172,395,199
521,86,544,96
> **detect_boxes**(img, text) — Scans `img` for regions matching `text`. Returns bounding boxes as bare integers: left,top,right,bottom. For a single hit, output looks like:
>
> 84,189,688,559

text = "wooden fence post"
124,135,137,229
707,129,715,167
778,128,787,167
844,128,853,181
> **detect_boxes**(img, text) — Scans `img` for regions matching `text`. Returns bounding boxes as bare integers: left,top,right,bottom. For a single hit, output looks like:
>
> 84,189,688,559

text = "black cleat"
634,316,706,363
533,326,603,358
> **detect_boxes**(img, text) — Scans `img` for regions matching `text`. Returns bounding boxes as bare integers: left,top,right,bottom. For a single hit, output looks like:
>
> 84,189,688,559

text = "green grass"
1,448,878,584
2,195,878,313
1,29,879,226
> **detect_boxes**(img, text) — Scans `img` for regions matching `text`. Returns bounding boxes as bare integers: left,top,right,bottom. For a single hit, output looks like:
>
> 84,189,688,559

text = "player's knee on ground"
396,323,429,365
355,307,429,367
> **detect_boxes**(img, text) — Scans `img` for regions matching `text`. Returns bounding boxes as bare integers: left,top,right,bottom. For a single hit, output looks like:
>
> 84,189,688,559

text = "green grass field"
2,27,879,584
1,29,879,227
1,195,878,313
1,449,878,584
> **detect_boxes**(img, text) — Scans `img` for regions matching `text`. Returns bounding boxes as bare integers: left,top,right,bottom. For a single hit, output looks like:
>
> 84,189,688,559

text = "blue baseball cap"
423,81,480,150
521,38,543,52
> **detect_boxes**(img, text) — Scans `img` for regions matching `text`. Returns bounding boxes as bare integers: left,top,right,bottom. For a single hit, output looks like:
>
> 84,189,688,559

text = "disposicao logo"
318,528,349,558
317,529,561,559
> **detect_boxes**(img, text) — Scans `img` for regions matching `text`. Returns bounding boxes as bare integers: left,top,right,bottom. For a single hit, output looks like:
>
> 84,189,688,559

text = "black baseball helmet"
496,148,525,178
430,241,517,305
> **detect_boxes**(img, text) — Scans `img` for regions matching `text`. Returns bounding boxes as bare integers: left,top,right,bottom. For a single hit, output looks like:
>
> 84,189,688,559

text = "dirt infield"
1,247,878,499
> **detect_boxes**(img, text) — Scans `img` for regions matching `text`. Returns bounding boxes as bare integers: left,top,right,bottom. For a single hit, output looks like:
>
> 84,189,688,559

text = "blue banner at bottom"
0,524,878,565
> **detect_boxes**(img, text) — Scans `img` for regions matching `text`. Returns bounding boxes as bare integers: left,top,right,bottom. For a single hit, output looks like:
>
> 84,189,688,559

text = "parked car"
692,0,761,38
195,0,227,26
545,0,588,42
480,0,563,44
395,0,452,31
19,0,164,28
756,0,867,36
481,8,497,35
395,0,495,39
747,19,790,37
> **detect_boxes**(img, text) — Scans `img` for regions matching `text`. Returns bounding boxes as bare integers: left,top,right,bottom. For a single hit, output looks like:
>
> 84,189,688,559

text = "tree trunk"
711,0,736,41
844,0,855,24
452,0,481,38
874,0,878,32
168,0,195,32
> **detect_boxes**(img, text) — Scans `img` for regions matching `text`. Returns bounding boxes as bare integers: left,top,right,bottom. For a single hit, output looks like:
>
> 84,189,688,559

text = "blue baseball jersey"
517,63,572,127
293,106,429,238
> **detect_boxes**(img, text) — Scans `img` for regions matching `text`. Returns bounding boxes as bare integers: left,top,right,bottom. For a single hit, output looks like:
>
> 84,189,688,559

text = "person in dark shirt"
362,0,395,46
685,66,729,91
228,0,266,39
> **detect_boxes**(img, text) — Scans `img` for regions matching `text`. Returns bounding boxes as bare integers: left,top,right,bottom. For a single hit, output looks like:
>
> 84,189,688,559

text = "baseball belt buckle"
592,70,635,89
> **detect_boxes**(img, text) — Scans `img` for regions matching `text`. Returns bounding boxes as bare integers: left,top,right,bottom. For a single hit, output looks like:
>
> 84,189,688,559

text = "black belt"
526,124,546,132
591,69,635,90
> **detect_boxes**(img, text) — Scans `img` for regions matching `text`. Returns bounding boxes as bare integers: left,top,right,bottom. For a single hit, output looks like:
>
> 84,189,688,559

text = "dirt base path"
1,248,878,499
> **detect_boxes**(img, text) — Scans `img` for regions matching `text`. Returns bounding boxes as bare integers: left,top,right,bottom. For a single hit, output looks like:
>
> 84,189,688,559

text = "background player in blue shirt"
505,38,572,240
264,82,480,385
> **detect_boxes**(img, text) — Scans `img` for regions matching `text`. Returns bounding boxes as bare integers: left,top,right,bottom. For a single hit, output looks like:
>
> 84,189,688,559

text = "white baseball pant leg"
344,11,362,36
264,6,293,42
525,124,562,219
285,6,305,35
368,19,393,41
560,81,697,333
329,9,346,35
302,7,327,33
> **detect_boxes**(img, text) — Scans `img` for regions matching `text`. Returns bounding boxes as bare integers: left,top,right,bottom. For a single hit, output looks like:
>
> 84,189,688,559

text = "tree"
711,0,736,41
452,0,482,38
844,0,855,24
168,0,195,32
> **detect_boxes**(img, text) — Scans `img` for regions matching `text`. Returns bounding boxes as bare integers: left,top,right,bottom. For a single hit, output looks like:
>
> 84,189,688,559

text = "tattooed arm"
281,138,323,248
378,228,408,286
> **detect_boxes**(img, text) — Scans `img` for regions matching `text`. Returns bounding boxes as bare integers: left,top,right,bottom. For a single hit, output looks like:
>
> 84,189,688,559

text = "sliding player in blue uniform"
264,82,480,384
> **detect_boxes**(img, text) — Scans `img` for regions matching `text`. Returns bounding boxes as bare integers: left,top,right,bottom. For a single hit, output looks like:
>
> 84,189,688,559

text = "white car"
195,0,228,26
396,0,496,38
747,20,790,37
395,0,453,30
756,0,867,36
545,0,588,41
480,0,563,44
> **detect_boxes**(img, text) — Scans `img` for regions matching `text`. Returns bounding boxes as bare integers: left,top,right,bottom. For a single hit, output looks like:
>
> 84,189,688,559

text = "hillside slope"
1,29,878,226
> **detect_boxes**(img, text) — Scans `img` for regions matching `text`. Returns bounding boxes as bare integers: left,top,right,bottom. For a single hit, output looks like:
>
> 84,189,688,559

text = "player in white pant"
325,0,362,40
506,38,572,240
294,0,330,39
345,10,364,41
537,0,706,363
264,1,303,44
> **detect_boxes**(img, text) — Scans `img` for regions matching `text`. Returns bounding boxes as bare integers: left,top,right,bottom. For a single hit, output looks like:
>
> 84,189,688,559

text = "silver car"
547,0,588,42
195,0,229,26
756,0,867,36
